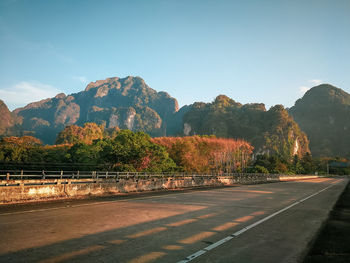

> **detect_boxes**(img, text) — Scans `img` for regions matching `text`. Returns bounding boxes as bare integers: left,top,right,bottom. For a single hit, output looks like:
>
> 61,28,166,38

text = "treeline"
248,153,350,175
0,123,348,175
0,123,253,173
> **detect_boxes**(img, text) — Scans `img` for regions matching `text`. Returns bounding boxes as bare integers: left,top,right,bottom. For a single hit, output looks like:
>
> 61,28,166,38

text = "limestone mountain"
182,95,310,159
0,99,19,136
13,76,179,144
289,84,350,158
3,78,349,159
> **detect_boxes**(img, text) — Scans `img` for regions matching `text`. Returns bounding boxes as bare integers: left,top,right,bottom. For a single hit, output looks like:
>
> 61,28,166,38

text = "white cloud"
0,81,61,110
299,86,310,95
308,79,322,86
73,76,89,85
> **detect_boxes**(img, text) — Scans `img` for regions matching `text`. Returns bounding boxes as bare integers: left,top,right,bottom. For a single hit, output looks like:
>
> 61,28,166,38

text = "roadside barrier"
0,170,323,204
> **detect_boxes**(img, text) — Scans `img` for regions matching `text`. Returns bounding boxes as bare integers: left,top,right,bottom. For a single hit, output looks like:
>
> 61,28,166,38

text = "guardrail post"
21,170,23,180
6,173,10,181
60,170,63,179
42,170,45,179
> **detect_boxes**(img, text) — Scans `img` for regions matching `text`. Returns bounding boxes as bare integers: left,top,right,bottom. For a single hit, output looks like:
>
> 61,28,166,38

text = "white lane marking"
0,206,69,216
205,236,233,251
0,194,180,216
0,188,222,216
178,250,206,263
0,179,341,216
177,180,342,263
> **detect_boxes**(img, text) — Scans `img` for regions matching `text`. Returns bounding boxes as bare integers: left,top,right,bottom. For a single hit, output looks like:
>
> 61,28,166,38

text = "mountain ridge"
1,78,349,158
9,76,179,143
182,95,310,158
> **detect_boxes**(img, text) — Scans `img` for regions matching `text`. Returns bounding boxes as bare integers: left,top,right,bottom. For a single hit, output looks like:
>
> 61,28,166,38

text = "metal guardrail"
0,170,275,181
0,170,325,190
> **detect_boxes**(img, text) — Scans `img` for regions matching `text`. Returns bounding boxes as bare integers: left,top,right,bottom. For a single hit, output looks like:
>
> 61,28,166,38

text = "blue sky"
0,0,349,110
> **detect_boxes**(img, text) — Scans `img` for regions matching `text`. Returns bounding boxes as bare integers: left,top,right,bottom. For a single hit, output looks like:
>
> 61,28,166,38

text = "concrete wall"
0,174,319,204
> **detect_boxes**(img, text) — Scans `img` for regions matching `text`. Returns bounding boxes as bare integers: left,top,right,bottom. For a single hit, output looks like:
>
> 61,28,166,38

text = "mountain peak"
12,76,179,143
183,94,309,157
85,76,120,91
299,84,350,106
290,84,350,157
55,93,66,99
84,76,147,92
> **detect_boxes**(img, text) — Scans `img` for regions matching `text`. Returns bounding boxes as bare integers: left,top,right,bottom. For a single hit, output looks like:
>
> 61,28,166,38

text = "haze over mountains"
0,76,349,158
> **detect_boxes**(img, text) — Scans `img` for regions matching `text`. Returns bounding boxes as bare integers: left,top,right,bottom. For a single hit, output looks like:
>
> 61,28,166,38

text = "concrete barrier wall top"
0,172,323,204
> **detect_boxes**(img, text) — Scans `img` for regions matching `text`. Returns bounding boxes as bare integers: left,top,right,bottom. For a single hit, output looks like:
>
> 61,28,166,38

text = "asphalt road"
0,178,347,263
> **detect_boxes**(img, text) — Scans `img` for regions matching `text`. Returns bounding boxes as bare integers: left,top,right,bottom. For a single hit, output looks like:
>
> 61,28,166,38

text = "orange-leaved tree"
152,136,253,173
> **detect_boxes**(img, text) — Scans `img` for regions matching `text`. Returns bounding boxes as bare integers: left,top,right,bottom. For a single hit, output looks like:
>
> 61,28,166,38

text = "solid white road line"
0,189,207,216
177,181,341,263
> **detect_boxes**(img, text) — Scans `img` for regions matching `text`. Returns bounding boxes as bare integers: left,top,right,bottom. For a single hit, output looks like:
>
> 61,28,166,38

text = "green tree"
250,165,269,174
300,153,315,174
100,130,176,172
0,136,42,163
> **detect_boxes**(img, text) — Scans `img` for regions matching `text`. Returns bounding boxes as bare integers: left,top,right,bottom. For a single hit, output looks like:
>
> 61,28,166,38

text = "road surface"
0,177,347,263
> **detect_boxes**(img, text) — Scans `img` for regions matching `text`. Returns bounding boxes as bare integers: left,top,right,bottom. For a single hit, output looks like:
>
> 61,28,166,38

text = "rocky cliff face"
289,84,350,157
0,99,18,136
13,76,179,144
183,95,310,158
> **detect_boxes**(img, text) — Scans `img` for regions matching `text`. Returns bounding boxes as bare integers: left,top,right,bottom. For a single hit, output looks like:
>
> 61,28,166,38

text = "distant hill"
289,84,350,158
12,76,180,144
182,95,310,159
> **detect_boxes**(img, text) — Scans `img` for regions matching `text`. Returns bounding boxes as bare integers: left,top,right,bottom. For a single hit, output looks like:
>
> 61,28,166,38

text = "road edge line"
177,180,341,263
